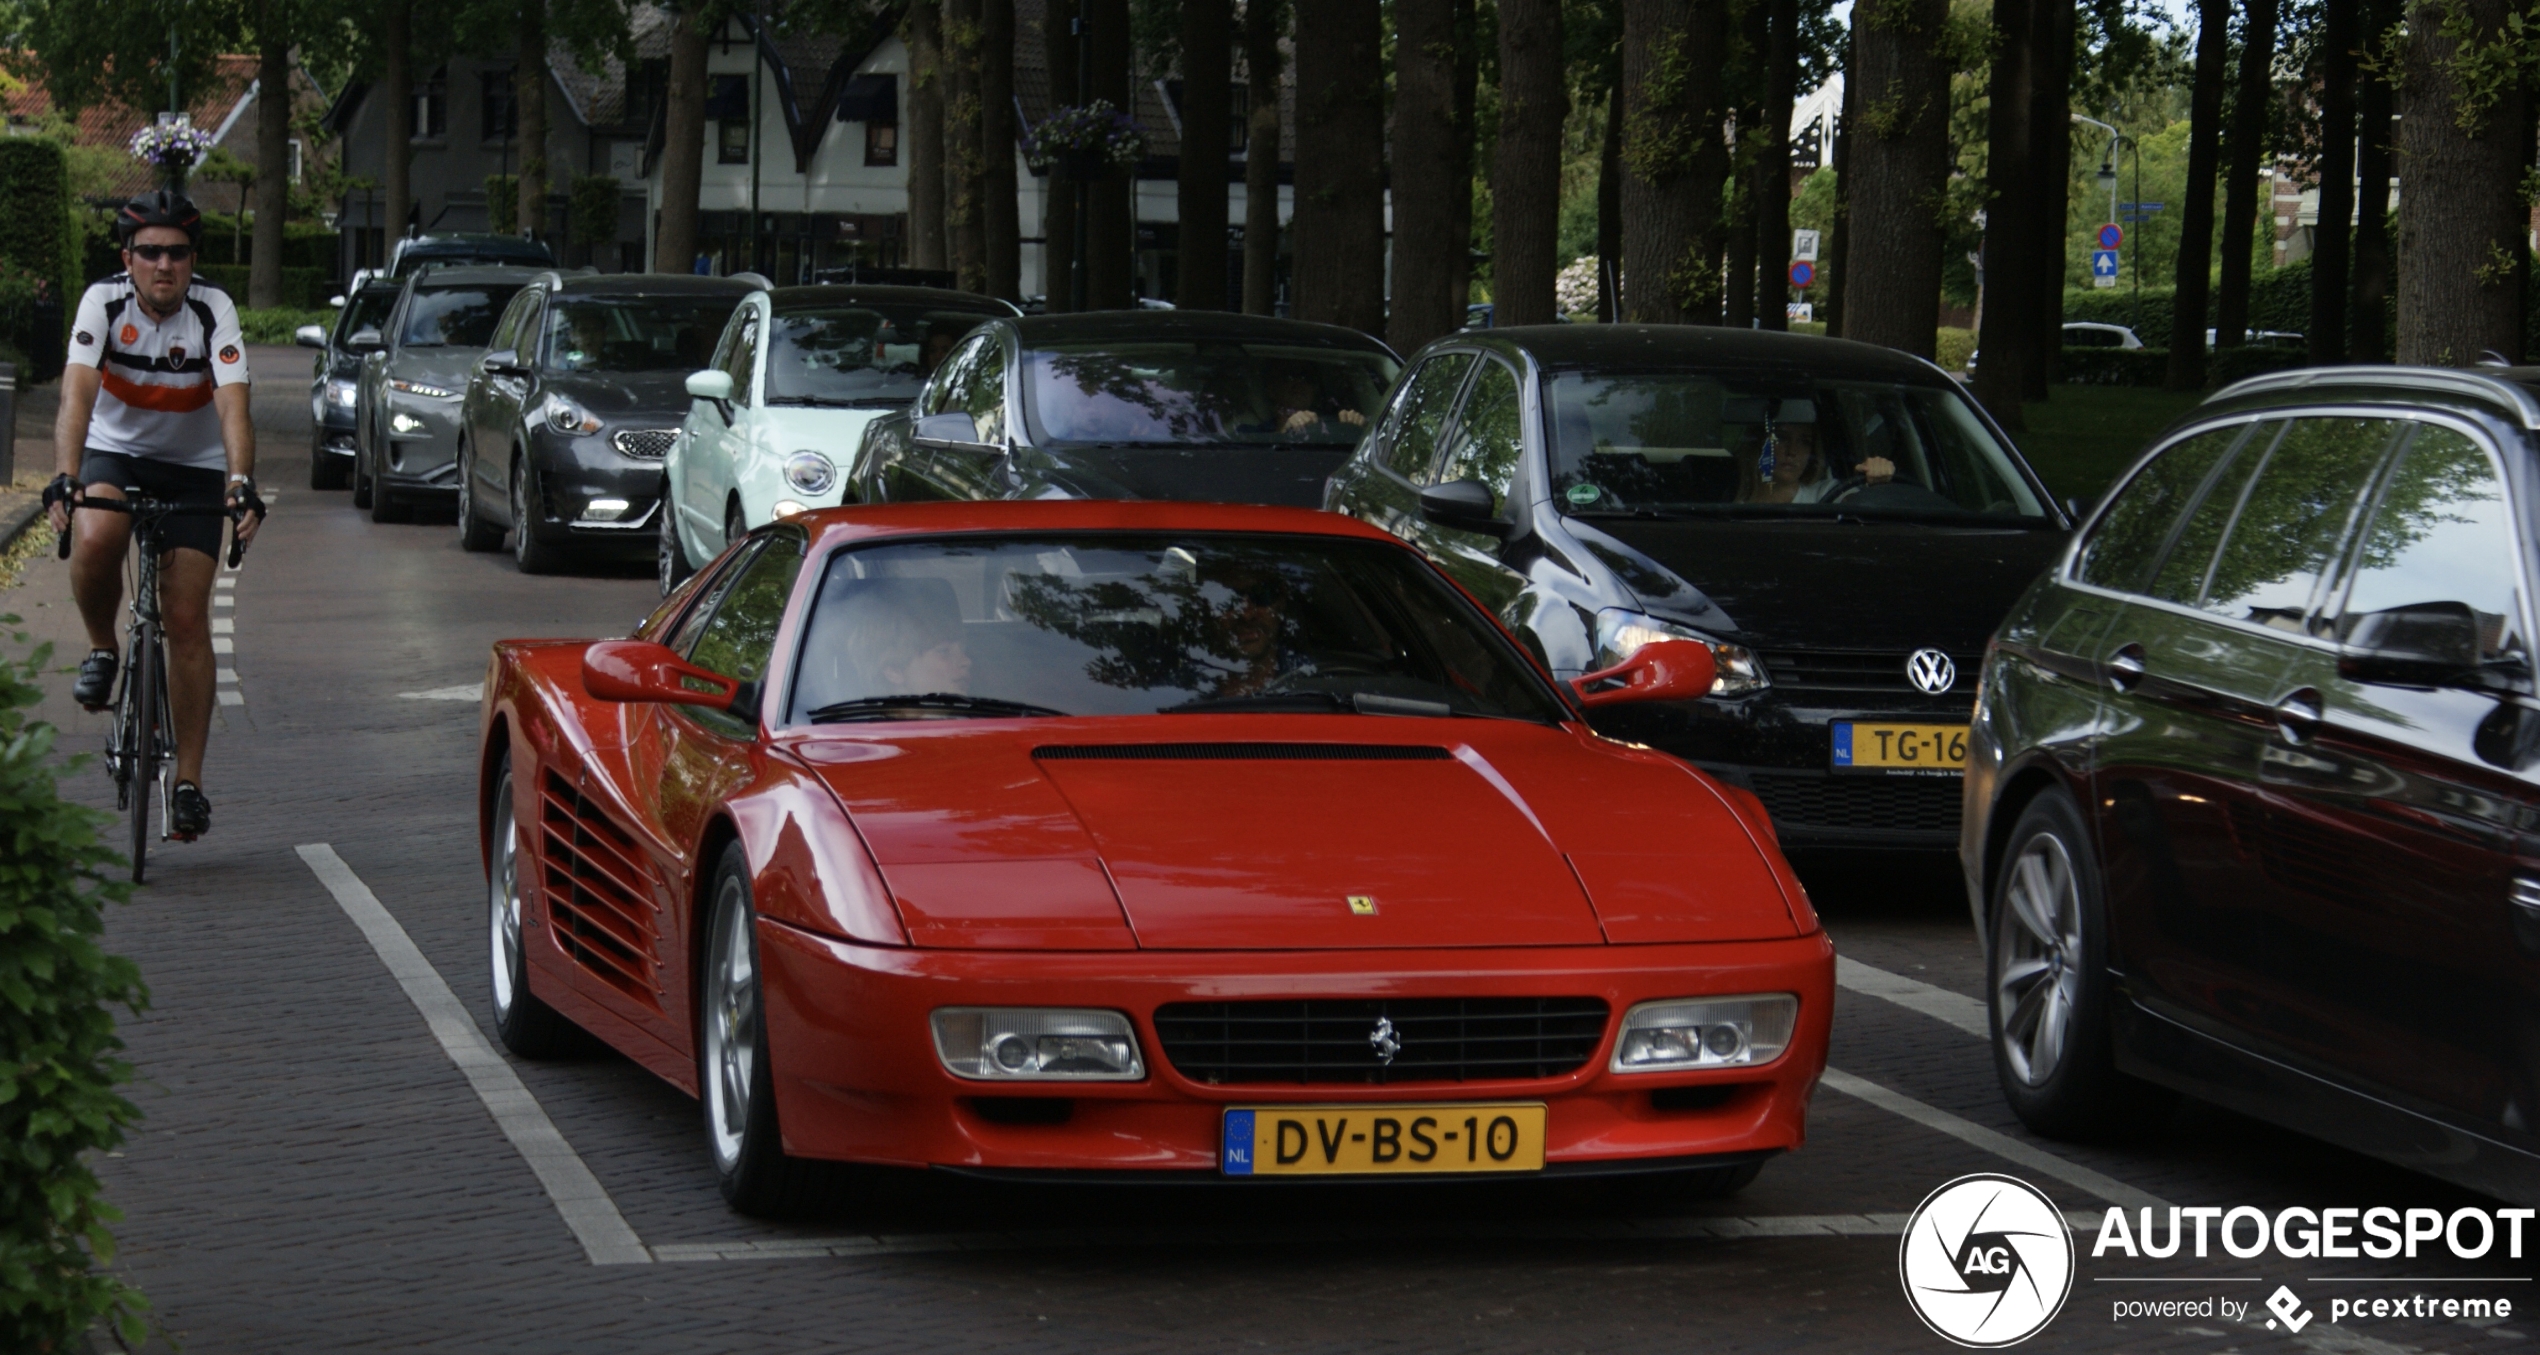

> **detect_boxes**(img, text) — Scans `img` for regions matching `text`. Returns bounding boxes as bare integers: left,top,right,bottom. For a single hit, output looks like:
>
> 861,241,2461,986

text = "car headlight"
1610,994,1798,1072
389,411,428,434
930,1008,1145,1081
540,392,603,434
770,499,807,519
388,377,458,399
1592,610,1769,696
327,379,358,408
783,450,836,495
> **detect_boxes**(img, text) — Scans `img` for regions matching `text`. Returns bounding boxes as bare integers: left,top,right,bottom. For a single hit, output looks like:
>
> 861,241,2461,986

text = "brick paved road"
3,350,2525,1353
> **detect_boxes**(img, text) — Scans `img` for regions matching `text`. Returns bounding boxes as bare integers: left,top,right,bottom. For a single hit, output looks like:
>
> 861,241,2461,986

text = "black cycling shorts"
78,451,228,560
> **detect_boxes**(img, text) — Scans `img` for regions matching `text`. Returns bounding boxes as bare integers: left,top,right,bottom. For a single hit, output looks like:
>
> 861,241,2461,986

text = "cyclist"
41,189,263,841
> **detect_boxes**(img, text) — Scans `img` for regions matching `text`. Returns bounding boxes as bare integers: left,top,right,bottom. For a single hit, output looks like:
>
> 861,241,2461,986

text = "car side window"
2332,424,2528,672
2073,424,2256,594
2191,416,2399,632
957,339,1007,443
488,289,535,354
916,335,982,419
1377,352,1476,482
1432,358,1524,514
723,313,760,408
684,533,806,684
2148,423,2281,605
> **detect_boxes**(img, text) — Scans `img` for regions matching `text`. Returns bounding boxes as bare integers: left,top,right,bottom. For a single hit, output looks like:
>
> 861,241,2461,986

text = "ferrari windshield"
786,533,1563,723
539,298,735,373
764,304,1004,405
1019,342,1399,447
1545,372,2048,520
400,285,524,347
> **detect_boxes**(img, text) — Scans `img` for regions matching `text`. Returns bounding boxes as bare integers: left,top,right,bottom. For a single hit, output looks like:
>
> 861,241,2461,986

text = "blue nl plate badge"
1222,1109,1255,1175
1831,722,1854,768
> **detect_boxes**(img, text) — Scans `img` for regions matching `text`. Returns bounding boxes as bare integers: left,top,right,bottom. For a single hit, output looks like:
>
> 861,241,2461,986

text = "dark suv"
1964,365,2540,1205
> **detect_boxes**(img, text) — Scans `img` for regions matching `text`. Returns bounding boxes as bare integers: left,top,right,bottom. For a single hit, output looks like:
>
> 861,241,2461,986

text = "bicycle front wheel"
128,616,159,883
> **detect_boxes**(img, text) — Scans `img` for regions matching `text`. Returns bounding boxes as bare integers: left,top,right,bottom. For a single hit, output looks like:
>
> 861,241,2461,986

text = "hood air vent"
1034,742,1451,762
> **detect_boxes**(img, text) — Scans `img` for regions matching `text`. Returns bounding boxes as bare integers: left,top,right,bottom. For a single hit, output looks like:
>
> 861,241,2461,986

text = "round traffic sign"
2097,223,2123,249
1789,260,1815,288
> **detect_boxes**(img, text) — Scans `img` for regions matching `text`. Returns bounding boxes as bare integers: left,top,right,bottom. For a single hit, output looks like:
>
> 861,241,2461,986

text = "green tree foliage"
570,176,621,249
0,618,151,1353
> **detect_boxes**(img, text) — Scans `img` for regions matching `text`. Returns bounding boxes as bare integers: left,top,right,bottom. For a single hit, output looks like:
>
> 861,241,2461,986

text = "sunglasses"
128,244,195,263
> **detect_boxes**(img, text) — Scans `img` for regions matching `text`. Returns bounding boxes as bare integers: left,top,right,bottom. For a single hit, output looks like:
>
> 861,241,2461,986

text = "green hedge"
2057,348,2171,387
0,140,74,381
0,618,151,1351
236,305,337,345
2207,344,2312,387
194,264,331,310
193,220,335,272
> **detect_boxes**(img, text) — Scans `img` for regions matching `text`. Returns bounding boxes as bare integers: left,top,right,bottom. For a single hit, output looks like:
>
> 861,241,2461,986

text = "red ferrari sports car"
478,501,1833,1214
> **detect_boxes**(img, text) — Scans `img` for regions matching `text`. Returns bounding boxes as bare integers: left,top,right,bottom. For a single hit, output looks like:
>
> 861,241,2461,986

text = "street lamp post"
2071,113,2121,288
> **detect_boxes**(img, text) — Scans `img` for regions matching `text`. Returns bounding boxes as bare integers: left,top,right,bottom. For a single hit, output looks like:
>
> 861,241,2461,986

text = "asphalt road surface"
5,350,2526,1353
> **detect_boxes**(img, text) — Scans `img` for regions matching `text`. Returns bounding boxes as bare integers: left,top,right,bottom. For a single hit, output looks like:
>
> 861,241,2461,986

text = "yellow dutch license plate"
1222,1103,1547,1176
1832,721,1969,772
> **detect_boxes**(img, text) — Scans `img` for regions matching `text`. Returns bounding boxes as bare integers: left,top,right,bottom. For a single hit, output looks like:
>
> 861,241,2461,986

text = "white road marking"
216,692,244,706
1836,956,1989,1038
400,682,485,701
293,844,652,1266
216,668,238,683
212,638,232,655
211,595,233,609
1818,1067,2168,1211
210,617,232,635
212,576,234,589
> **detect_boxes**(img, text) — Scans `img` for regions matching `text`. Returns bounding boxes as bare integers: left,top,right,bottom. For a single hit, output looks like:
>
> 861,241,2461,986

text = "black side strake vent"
1034,743,1452,762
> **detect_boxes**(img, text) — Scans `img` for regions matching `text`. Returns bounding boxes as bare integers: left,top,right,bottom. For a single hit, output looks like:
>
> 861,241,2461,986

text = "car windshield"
763,304,1005,405
1544,372,2049,521
336,287,399,344
1019,342,1400,447
400,285,523,347
541,297,734,373
786,533,1564,723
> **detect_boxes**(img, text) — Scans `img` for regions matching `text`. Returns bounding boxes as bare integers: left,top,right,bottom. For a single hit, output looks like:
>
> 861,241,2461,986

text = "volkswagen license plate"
1832,721,1968,773
1222,1103,1547,1176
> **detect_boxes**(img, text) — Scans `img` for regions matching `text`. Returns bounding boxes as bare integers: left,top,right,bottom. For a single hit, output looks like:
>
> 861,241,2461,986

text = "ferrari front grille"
1034,743,1451,761
612,427,678,459
1152,997,1610,1086
537,769,663,1009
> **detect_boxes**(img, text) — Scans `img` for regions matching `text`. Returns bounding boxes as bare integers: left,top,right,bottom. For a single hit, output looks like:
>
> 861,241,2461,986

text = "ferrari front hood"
788,718,1801,950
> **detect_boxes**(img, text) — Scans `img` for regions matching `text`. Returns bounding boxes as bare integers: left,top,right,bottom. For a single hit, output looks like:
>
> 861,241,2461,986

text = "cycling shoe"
73,649,117,709
170,780,211,840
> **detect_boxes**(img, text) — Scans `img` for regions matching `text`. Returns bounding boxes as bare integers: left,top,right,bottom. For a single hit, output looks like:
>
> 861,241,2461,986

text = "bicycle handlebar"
55,492,258,568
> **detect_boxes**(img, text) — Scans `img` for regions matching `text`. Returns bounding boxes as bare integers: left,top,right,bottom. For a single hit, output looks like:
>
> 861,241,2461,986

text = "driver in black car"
1734,416,1894,504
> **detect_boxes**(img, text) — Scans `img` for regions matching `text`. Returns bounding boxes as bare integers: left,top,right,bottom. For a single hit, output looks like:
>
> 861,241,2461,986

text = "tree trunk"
1721,0,1770,330
1388,0,1462,348
1085,0,1133,309
2394,0,2527,364
1241,0,1284,314
1972,0,2039,424
2213,0,2277,348
2023,0,2073,394
2165,0,2228,389
2348,49,2393,361
655,5,708,273
1842,0,1950,356
1752,0,1796,330
249,21,289,308
2306,0,2356,363
1617,0,1724,324
1824,41,1854,335
1448,0,1477,315
1490,0,1565,326
944,0,986,292
905,0,948,271
516,1,548,242
383,0,412,246
1290,0,1385,334
981,0,1019,300
1597,75,1622,322
1042,0,1078,307
1175,0,1232,310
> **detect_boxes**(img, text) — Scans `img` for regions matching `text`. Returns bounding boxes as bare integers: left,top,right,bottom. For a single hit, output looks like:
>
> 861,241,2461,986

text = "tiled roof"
2,54,273,200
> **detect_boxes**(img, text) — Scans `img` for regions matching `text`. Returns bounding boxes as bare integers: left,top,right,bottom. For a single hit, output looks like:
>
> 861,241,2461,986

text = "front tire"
458,440,504,551
700,843,822,1216
369,440,411,523
489,759,577,1057
1988,788,2172,1139
510,458,568,575
311,433,349,489
351,428,375,509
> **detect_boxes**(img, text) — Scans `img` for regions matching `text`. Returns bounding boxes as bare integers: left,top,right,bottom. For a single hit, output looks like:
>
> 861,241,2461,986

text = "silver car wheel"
701,874,758,1173
489,772,523,1019
1994,831,2082,1087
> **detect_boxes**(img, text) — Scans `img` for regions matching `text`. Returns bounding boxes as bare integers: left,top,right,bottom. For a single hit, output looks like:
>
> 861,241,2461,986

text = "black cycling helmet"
116,188,204,246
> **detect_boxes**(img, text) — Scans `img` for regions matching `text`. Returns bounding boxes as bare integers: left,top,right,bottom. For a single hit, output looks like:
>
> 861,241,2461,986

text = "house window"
288,138,303,182
1229,87,1249,150
708,74,750,164
718,119,750,164
414,70,448,139
481,71,518,142
864,121,896,167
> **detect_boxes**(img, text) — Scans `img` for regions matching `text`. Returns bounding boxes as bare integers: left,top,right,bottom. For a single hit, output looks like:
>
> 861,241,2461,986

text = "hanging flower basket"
130,122,216,174
1024,101,1148,179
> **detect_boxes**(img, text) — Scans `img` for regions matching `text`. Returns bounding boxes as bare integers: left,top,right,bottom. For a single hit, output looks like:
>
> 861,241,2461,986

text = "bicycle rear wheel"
128,617,159,883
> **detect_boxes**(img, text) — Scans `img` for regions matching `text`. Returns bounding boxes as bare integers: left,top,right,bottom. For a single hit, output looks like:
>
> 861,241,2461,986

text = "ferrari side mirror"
581,639,739,710
1569,639,1717,710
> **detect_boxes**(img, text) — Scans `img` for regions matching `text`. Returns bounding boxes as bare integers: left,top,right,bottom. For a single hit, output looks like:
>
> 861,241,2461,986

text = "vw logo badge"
1907,648,1958,695
1898,1173,2073,1346
1368,1016,1401,1066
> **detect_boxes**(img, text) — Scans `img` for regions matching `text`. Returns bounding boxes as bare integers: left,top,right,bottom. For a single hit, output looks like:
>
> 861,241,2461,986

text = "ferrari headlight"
1593,609,1769,696
388,377,458,399
931,1008,1144,1081
783,450,836,495
1611,995,1798,1071
541,392,603,434
326,378,358,408
389,411,427,434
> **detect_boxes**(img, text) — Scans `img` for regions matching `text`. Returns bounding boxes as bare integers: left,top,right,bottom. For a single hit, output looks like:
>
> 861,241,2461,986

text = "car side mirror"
482,348,526,375
347,327,385,353
1417,479,1511,538
1569,639,1718,710
293,324,328,349
2338,601,2486,687
581,639,740,710
686,368,735,423
913,411,984,447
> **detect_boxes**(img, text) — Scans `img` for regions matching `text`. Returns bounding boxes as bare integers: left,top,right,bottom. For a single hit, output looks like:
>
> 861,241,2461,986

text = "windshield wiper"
1163,690,1456,717
766,395,908,409
806,693,1065,723
1567,507,1684,521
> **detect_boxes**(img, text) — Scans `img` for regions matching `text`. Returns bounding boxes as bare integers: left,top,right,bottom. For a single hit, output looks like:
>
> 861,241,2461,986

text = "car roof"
401,233,552,256
539,272,757,298
407,265,544,288
789,499,1407,551
1008,310,1400,357
765,284,1022,315
1432,324,1954,383
2200,364,2540,434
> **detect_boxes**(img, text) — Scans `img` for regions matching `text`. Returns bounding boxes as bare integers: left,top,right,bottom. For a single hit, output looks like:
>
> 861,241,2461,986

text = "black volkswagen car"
848,311,1400,507
1964,365,2540,1204
293,278,402,489
457,272,752,573
1323,326,2071,851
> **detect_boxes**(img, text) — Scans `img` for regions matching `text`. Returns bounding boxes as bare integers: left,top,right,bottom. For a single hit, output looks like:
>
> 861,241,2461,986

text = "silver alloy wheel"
489,773,523,1019
701,875,758,1172
657,503,682,595
1995,831,2084,1086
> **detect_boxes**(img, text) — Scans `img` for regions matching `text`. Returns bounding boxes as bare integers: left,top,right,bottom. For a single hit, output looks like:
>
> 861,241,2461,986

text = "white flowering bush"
128,123,216,172
1556,256,1603,318
1023,102,1148,172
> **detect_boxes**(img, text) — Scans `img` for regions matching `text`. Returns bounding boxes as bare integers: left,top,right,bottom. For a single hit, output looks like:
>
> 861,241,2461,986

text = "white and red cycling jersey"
66,274,252,471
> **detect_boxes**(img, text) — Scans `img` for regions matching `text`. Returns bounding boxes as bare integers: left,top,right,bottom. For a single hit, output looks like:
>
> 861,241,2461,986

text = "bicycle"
57,490,252,882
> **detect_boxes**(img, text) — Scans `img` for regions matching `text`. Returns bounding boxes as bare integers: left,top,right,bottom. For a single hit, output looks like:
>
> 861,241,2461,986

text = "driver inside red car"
824,577,974,697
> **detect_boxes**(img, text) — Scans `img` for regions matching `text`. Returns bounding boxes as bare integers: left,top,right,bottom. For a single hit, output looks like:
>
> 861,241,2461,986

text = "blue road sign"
2097,223,2124,249
2091,250,2121,280
1789,260,1815,288
2120,201,2166,212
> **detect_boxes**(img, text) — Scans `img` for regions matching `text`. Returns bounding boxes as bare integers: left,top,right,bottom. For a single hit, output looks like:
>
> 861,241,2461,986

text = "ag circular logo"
1898,1173,2073,1347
